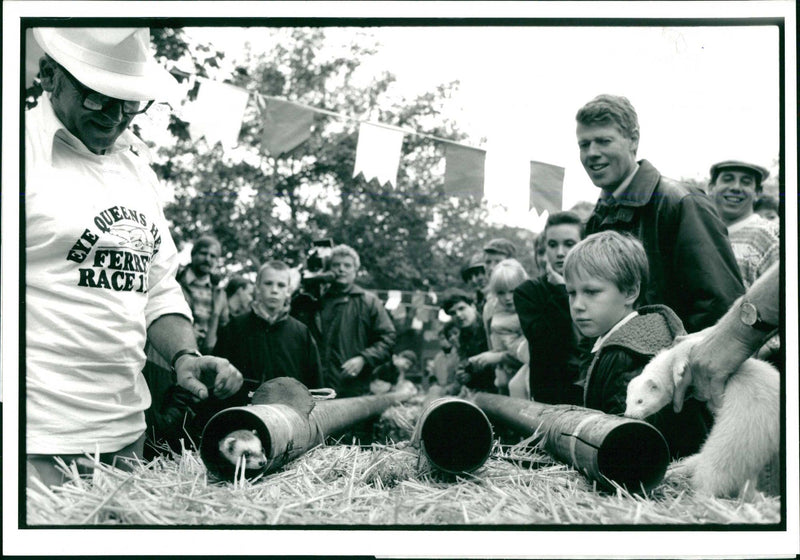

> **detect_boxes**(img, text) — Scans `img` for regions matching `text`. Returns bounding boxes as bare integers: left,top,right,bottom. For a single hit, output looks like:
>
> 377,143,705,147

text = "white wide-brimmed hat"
33,27,178,102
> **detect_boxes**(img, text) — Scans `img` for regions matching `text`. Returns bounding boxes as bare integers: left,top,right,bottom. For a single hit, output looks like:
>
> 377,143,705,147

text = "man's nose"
99,100,125,122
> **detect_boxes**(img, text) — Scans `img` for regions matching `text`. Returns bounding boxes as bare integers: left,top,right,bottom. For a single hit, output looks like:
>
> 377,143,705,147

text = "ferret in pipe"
218,429,268,471
624,333,779,499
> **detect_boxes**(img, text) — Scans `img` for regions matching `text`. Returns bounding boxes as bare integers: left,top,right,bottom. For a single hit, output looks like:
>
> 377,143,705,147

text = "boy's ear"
624,284,640,306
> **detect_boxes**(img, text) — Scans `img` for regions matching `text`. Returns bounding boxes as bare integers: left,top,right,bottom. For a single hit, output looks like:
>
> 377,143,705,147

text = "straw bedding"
26,402,781,526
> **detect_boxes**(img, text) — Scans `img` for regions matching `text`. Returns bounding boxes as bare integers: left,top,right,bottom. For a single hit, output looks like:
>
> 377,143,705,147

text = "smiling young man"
575,94,745,334
25,28,242,487
708,160,780,290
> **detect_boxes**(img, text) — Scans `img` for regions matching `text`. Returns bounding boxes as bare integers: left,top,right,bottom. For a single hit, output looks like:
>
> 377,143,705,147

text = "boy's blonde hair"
563,231,649,305
256,260,291,285
488,258,528,294
329,244,360,270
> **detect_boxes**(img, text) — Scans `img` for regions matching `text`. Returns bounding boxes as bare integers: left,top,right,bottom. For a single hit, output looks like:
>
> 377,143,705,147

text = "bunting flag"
259,97,315,157
186,79,250,149
26,28,46,89
353,122,405,188
385,290,403,311
529,160,565,214
444,144,486,199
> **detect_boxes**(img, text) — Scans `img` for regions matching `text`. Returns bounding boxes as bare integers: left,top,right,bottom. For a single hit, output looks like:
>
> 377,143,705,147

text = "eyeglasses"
56,63,154,116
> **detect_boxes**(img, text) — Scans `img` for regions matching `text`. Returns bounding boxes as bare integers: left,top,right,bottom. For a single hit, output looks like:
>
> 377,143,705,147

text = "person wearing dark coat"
440,288,496,393
187,260,322,436
308,245,396,398
581,304,713,459
514,211,587,404
564,230,712,460
576,94,745,334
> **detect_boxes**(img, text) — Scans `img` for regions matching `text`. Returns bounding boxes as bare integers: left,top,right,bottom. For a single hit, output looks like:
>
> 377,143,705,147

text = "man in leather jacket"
575,94,744,333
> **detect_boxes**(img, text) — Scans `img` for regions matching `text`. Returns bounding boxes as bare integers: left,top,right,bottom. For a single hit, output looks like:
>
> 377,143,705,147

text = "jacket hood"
602,304,686,357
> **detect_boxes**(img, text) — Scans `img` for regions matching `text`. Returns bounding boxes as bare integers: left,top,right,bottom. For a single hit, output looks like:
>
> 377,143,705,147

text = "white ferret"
218,429,268,470
624,333,779,498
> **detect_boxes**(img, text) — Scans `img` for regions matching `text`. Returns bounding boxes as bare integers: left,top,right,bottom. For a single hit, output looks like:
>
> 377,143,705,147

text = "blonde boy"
564,231,713,459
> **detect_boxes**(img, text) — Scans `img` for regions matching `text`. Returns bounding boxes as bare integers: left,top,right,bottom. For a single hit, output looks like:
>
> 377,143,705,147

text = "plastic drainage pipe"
200,392,406,481
471,393,669,493
412,397,494,474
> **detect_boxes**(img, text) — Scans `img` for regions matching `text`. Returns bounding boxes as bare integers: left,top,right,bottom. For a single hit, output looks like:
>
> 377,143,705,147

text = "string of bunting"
179,75,565,214
22,25,564,215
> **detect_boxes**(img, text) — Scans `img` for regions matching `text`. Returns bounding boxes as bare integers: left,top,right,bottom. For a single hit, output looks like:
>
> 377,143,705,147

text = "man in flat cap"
575,94,744,334
708,159,780,367
707,159,778,289
25,27,243,487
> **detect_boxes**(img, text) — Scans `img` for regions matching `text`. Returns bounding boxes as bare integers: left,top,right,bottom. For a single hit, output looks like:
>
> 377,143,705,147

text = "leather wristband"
170,348,202,372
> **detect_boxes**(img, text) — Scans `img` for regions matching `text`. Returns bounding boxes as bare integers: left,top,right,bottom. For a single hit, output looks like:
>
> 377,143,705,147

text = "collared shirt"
25,95,191,454
604,163,641,203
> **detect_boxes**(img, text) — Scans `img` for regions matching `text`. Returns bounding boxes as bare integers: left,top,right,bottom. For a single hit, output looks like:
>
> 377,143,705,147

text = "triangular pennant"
185,78,250,149
385,290,403,311
260,97,315,157
353,122,405,188
444,144,486,199
529,160,565,214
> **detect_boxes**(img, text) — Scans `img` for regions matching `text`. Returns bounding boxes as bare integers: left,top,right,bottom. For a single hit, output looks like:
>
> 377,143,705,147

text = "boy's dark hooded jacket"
583,304,713,459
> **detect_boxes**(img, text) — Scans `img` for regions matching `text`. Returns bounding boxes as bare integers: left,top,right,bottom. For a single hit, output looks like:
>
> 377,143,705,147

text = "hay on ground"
26,435,781,526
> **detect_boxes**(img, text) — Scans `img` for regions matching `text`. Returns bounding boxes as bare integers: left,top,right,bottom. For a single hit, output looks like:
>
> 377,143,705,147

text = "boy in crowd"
564,231,713,459
430,321,461,395
186,260,323,436
440,288,496,393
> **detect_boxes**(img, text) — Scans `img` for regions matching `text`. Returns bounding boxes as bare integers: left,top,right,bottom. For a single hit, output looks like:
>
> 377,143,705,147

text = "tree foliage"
147,27,535,290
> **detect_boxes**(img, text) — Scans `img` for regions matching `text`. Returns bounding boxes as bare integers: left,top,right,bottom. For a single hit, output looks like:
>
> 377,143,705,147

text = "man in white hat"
25,27,243,487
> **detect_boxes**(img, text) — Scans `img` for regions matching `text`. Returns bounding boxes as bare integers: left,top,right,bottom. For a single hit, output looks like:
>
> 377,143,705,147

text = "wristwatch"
739,301,776,333
170,348,202,373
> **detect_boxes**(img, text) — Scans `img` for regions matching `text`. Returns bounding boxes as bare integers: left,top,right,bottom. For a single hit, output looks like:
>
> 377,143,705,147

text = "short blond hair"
487,258,528,294
564,231,649,306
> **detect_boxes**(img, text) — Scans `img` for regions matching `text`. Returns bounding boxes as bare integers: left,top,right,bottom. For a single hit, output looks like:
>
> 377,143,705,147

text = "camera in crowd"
291,239,337,321
300,238,337,294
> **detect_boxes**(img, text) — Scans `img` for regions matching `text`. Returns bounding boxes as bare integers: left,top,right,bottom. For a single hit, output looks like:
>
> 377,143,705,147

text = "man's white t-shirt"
25,95,191,454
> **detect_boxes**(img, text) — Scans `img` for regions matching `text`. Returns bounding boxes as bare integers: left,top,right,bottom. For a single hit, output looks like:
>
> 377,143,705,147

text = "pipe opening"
596,421,670,492
419,400,493,474
199,407,272,481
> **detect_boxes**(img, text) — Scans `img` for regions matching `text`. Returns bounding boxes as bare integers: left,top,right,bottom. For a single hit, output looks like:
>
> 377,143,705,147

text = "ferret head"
624,351,676,419
219,429,267,470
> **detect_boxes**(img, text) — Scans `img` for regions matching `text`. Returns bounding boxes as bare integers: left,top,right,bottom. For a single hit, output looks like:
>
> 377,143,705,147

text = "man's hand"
672,326,751,412
174,354,243,401
341,355,366,377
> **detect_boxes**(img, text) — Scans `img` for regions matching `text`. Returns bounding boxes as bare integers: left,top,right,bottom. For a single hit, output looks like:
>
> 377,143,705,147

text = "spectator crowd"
24,27,783,495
